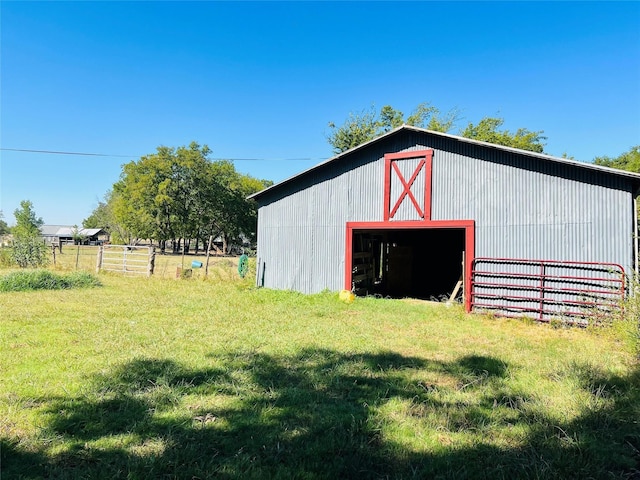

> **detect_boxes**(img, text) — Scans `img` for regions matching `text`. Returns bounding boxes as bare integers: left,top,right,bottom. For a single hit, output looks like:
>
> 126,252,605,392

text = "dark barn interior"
351,229,465,300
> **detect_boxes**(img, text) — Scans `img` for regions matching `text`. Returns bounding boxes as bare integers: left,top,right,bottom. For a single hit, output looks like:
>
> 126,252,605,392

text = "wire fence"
47,245,242,280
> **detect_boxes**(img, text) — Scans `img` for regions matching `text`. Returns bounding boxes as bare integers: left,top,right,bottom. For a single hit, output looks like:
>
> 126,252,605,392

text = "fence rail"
97,245,155,276
470,257,626,324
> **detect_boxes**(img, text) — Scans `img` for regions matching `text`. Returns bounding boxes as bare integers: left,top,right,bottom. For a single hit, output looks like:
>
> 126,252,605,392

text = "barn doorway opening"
350,228,466,301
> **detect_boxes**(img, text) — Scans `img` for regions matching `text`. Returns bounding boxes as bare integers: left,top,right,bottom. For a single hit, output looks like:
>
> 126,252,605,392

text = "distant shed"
40,225,109,246
250,126,640,320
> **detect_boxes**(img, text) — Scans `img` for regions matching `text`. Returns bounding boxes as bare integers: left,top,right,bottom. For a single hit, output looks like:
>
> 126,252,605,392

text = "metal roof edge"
406,125,640,182
249,125,640,200
39,225,106,236
248,126,406,200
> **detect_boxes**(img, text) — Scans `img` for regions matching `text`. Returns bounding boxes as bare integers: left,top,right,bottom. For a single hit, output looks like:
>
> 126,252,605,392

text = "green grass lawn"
1,264,639,479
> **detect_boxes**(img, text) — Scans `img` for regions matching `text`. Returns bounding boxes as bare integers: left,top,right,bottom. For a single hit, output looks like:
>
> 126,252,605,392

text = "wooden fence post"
205,235,213,278
96,246,103,273
147,246,156,277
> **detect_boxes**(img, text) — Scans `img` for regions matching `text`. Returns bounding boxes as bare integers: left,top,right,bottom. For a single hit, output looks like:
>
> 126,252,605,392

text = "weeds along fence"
49,245,102,272
96,245,155,277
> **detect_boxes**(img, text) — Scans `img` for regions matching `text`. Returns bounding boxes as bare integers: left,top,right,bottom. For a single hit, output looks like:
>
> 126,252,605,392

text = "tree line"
326,102,547,154
83,142,272,254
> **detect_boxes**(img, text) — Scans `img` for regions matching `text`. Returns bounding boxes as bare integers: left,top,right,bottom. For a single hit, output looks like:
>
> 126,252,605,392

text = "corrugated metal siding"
256,145,389,292
430,139,634,274
257,131,636,294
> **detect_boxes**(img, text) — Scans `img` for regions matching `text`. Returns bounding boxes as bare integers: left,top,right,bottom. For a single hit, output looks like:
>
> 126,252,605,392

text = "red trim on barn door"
344,220,475,312
383,150,433,222
389,160,426,218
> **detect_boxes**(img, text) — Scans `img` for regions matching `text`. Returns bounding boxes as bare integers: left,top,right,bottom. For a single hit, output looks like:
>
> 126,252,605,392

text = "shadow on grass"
3,351,639,479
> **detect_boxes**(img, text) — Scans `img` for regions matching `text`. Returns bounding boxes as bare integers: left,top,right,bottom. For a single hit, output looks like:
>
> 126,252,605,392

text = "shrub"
607,280,640,359
63,271,103,289
11,237,49,268
624,285,640,358
0,247,14,268
0,270,101,292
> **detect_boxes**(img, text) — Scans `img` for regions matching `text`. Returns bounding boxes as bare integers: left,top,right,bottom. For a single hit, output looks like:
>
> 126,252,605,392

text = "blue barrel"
191,260,203,268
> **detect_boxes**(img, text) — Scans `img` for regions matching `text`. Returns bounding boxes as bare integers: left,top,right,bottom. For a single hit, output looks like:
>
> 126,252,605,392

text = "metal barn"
250,126,640,321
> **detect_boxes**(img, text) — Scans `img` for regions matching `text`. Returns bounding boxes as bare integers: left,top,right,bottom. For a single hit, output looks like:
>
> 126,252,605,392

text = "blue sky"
1,1,639,226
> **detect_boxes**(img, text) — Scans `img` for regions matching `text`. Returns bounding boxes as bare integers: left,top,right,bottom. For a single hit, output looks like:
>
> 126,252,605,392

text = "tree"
0,211,10,235
71,225,86,269
109,143,271,254
84,191,134,244
460,117,546,153
327,103,459,154
326,103,544,154
204,160,272,253
594,146,640,232
71,225,83,243
593,146,640,173
83,194,115,234
11,200,47,268
405,102,459,133
83,203,108,230
111,143,213,251
327,108,378,154
13,200,43,239
378,105,404,132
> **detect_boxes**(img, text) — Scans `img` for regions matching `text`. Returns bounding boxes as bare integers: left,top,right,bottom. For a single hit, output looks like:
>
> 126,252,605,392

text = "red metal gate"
470,258,626,324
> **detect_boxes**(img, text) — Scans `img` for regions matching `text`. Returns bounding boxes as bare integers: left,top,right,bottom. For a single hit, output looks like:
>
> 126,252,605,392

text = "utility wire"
1,148,134,158
0,148,326,162
211,157,324,162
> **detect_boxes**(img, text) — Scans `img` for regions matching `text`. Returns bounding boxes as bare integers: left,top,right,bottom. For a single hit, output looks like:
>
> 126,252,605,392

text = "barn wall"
256,131,636,294
428,136,634,272
256,142,388,293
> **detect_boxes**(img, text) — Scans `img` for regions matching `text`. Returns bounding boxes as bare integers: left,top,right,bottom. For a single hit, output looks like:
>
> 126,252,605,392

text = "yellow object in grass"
339,290,355,303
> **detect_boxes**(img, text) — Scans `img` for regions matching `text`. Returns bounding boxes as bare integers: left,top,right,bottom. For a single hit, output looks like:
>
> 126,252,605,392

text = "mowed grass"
1,263,639,479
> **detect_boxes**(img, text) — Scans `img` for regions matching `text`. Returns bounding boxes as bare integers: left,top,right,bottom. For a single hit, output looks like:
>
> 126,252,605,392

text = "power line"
211,157,323,162
0,148,326,162
1,148,134,158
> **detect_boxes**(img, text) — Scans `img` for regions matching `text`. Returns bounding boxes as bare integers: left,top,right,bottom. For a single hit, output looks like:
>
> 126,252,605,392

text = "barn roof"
40,226,106,237
250,125,640,200
40,225,66,236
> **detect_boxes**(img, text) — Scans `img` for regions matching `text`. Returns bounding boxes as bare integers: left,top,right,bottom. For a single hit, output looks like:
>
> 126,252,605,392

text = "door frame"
345,220,475,312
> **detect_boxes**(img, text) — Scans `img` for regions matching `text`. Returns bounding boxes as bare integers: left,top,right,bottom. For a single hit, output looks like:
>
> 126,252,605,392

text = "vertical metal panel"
257,131,636,294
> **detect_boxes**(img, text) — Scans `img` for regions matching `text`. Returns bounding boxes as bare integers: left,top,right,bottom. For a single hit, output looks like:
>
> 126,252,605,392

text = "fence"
470,257,626,324
96,245,155,277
